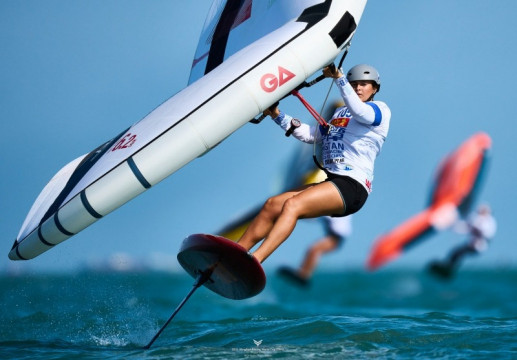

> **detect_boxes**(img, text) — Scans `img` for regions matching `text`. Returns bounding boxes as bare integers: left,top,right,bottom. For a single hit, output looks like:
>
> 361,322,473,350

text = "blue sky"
1,0,516,274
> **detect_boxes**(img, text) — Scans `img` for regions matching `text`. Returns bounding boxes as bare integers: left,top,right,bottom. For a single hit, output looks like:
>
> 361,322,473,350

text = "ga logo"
260,66,295,93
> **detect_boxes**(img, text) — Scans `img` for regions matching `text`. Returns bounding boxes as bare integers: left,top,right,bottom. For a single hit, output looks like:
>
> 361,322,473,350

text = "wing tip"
367,248,400,271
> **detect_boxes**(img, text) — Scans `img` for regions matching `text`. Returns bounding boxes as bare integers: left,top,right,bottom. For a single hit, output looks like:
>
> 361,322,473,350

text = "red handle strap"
290,90,328,127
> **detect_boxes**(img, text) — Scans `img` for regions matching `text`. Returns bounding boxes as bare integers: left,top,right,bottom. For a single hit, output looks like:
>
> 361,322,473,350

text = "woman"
238,64,391,263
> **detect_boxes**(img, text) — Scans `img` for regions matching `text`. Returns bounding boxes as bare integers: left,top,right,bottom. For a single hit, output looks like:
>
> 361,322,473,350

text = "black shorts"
325,174,368,217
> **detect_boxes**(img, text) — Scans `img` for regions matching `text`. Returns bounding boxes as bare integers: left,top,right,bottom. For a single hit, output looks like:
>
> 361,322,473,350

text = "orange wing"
367,132,492,270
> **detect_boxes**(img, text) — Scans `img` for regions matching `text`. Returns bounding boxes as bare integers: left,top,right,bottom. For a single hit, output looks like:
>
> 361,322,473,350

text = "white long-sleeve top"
273,76,391,193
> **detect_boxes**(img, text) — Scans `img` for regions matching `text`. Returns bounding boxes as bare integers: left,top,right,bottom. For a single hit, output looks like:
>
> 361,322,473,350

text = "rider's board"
177,234,266,300
144,233,266,348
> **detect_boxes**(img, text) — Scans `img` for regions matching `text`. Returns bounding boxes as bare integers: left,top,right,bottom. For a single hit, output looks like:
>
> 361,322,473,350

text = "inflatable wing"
10,0,367,261
367,132,492,270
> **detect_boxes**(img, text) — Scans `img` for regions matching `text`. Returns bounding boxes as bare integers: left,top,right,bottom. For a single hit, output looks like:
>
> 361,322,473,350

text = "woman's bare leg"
237,185,313,251
252,181,344,263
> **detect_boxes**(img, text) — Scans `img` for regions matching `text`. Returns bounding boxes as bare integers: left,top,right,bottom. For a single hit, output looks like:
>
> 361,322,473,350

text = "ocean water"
1,268,516,359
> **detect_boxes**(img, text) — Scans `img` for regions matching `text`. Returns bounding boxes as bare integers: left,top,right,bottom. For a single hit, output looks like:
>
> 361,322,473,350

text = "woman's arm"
335,76,383,126
323,65,383,126
271,111,316,143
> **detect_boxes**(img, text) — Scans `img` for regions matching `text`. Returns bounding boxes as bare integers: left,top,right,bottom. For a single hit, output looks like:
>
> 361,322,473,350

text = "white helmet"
346,64,381,91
